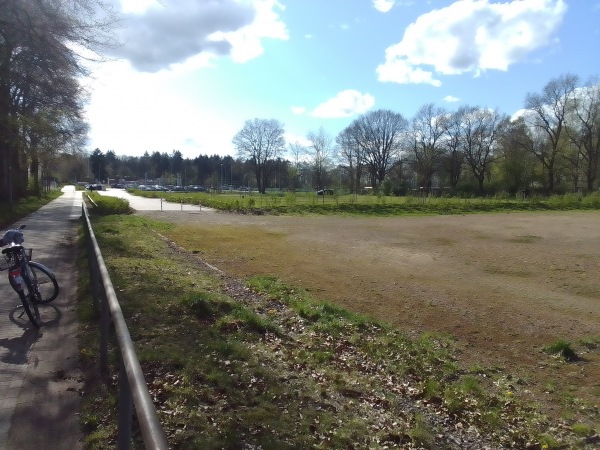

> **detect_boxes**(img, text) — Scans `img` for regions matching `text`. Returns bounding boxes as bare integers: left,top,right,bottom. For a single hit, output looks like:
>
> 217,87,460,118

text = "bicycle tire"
18,278,41,327
28,262,59,304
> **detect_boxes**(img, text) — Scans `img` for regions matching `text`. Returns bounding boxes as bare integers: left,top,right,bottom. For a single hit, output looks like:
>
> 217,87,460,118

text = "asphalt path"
0,186,82,449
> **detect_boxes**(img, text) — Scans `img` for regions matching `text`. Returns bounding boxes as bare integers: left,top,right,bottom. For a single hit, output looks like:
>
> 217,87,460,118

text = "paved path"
0,186,82,449
97,188,214,212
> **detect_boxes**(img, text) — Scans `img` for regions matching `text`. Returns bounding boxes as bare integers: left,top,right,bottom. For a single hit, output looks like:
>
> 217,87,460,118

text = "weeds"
544,340,579,362
77,215,593,449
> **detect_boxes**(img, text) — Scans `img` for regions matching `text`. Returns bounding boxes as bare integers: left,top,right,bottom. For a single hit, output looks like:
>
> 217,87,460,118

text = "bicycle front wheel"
18,283,41,327
28,262,59,304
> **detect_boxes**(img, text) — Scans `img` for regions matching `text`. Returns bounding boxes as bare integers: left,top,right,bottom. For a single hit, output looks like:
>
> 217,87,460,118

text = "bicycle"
0,225,60,327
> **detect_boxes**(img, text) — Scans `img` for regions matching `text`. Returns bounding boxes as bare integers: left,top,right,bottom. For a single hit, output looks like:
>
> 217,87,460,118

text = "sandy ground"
136,207,600,418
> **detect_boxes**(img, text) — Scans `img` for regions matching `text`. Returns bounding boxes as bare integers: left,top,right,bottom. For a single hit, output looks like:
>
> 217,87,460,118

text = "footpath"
0,186,83,450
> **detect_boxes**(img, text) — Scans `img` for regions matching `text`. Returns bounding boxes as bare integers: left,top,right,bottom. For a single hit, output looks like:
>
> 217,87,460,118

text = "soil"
140,209,600,420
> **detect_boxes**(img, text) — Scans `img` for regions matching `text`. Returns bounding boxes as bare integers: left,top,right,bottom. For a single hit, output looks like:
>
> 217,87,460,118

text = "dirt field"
141,209,600,418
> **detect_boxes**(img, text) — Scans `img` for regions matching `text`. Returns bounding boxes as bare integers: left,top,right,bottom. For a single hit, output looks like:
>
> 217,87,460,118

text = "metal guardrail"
82,203,169,450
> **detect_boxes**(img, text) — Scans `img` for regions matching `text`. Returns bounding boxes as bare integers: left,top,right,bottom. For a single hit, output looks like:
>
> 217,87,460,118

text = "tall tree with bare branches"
349,109,407,188
524,73,579,193
232,118,286,194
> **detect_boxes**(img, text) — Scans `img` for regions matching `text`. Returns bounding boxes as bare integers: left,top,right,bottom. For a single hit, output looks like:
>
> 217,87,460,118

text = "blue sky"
84,0,600,159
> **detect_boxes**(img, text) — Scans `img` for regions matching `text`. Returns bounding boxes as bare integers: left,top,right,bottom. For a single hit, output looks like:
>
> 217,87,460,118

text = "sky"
83,0,600,160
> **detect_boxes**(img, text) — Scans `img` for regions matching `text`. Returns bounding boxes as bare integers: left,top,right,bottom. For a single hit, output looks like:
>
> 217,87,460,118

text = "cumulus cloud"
311,90,375,118
377,0,567,86
291,106,306,115
109,0,288,72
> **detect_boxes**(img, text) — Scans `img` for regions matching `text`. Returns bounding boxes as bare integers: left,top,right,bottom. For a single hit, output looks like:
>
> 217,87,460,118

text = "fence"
82,202,169,450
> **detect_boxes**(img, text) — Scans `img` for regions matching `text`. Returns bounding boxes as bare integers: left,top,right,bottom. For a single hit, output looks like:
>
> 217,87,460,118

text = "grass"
130,189,600,216
76,212,598,449
543,339,580,362
0,190,63,229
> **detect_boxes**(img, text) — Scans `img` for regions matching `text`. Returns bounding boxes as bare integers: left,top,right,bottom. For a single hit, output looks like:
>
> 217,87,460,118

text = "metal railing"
82,203,169,450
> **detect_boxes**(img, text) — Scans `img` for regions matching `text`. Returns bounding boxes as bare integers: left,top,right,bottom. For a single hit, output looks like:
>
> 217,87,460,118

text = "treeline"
75,73,599,197
229,73,600,196
0,0,116,203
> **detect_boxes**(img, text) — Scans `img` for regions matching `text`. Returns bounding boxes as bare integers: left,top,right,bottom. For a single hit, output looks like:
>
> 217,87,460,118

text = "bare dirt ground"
140,209,600,419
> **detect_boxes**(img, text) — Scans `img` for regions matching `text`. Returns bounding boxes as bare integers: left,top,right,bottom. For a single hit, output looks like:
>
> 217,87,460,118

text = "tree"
89,148,105,182
286,141,305,191
459,106,507,193
440,109,464,191
524,73,579,193
336,124,365,195
407,103,448,191
0,0,118,202
232,118,285,194
306,127,334,191
496,117,537,195
565,79,600,192
349,109,408,188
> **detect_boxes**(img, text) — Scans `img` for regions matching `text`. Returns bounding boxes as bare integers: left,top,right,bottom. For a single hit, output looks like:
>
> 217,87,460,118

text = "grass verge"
0,190,63,229
77,214,599,449
130,190,600,216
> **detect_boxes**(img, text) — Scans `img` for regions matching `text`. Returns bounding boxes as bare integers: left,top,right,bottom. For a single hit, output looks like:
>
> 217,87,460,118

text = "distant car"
87,184,103,191
317,189,334,195
239,187,249,192
187,185,207,192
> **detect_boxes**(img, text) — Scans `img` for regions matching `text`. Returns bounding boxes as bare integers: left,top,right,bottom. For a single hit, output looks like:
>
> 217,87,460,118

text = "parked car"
187,185,207,192
87,183,103,191
317,189,334,195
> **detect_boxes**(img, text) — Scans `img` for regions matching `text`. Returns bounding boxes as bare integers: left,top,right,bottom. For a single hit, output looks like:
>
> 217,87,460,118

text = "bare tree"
565,79,600,192
306,127,334,191
336,123,364,194
407,103,448,192
232,118,286,194
286,141,305,191
524,73,579,193
350,109,407,188
459,106,508,193
440,109,464,191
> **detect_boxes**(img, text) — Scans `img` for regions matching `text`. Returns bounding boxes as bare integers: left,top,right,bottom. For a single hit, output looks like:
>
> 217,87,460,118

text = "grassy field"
130,189,600,215
78,202,600,449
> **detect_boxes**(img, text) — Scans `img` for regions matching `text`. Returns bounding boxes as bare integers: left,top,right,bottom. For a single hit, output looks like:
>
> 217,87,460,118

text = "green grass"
84,192,133,215
130,189,600,216
543,339,580,362
77,214,594,449
0,190,63,228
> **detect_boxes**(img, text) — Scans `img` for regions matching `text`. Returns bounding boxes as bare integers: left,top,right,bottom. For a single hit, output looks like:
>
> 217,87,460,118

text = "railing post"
118,357,133,450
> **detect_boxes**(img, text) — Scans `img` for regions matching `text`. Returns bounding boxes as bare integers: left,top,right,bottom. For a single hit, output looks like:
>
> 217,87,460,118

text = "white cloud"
210,0,289,63
109,0,288,72
84,60,237,157
291,106,306,115
377,0,567,85
311,90,375,118
443,95,460,103
373,0,396,13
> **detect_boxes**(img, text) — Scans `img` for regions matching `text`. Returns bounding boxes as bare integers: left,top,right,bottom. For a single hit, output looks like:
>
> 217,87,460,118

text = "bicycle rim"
28,262,59,304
